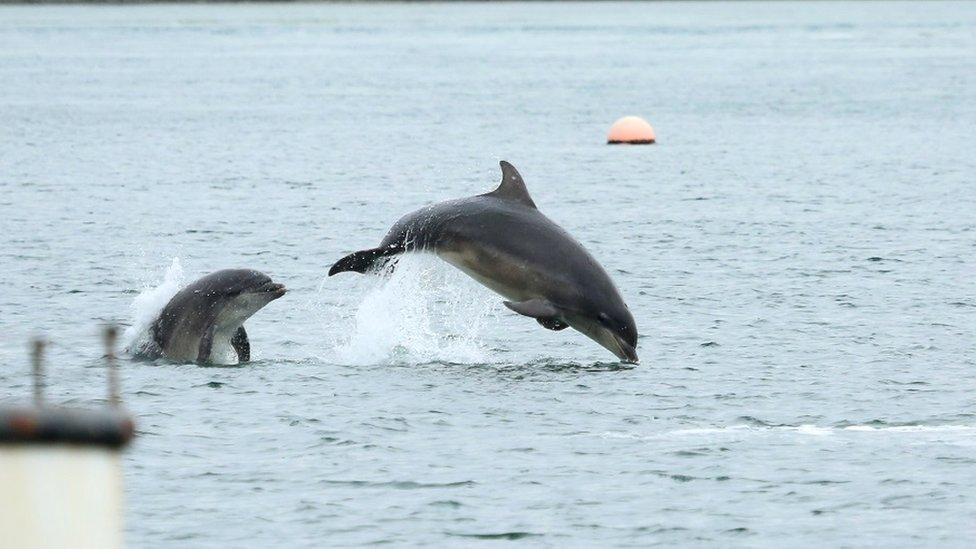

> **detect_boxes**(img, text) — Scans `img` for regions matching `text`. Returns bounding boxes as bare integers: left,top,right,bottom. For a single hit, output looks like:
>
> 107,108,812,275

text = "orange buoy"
607,116,656,145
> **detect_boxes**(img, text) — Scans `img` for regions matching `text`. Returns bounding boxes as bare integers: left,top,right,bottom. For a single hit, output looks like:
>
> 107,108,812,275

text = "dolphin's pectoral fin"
197,324,215,364
329,247,399,276
483,161,537,209
537,317,569,331
503,298,559,319
231,326,250,363
504,300,567,331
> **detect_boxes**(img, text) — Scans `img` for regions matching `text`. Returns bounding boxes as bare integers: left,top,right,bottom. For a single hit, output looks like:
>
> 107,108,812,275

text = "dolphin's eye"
598,313,611,327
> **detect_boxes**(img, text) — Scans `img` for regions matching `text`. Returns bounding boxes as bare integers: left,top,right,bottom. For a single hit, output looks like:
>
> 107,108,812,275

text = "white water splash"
122,257,185,354
330,254,498,365
596,424,976,440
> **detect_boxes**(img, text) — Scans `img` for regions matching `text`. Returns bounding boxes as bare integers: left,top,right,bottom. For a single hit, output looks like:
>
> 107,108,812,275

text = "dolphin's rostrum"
140,269,286,364
330,161,638,362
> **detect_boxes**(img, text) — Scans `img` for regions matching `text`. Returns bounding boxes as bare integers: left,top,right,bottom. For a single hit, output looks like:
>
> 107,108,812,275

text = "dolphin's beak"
578,319,639,364
612,334,639,364
260,282,287,299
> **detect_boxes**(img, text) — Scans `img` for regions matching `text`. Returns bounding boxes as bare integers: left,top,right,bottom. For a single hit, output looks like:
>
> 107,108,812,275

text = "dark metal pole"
31,337,45,405
104,326,120,407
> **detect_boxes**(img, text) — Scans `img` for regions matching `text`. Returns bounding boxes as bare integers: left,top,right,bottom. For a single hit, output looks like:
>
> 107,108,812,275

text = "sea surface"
1,1,975,546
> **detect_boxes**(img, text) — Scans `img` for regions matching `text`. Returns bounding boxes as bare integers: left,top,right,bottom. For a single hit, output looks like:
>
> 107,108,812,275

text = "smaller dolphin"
329,161,638,362
142,269,286,364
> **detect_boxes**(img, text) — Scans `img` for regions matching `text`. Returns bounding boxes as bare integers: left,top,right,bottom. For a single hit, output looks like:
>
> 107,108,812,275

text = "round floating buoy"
607,116,656,145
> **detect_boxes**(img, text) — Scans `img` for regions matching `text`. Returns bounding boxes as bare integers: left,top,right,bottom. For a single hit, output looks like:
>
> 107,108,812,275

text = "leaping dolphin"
140,269,286,364
329,161,638,363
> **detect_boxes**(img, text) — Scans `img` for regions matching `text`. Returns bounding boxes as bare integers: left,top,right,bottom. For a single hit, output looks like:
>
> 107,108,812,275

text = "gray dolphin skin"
329,161,638,362
143,269,286,364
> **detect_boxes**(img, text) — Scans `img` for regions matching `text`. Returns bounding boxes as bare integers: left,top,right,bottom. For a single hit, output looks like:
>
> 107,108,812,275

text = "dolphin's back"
386,196,624,311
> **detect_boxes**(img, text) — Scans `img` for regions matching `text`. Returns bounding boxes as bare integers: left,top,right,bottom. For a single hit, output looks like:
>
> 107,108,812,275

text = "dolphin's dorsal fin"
485,161,537,208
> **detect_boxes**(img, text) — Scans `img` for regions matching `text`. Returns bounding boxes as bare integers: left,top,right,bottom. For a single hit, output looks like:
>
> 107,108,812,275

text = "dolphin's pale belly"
210,328,240,365
438,242,561,304
161,325,238,365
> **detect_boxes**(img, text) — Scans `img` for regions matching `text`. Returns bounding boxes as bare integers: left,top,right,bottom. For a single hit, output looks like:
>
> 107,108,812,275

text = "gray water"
2,1,975,546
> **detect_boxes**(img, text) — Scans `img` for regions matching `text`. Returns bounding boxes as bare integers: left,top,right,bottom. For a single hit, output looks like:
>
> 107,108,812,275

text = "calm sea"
1,1,974,546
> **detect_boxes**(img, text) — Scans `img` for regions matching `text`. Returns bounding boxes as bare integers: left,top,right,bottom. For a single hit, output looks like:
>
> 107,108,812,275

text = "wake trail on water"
326,254,500,365
122,257,185,356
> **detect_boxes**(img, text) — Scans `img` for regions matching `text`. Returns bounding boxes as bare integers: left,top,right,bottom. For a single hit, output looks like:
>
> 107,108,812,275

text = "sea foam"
329,254,497,365
122,257,185,355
